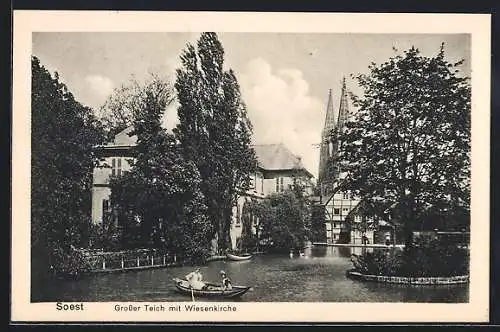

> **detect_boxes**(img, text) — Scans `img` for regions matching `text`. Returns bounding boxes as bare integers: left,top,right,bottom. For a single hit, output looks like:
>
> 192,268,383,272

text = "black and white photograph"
11,11,490,322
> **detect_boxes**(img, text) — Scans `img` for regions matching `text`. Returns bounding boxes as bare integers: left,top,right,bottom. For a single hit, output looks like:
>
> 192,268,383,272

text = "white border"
12,11,491,323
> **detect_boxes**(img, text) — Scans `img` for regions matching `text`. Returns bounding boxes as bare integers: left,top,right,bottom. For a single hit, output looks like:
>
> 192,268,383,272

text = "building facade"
344,199,395,245
91,128,314,250
323,192,360,243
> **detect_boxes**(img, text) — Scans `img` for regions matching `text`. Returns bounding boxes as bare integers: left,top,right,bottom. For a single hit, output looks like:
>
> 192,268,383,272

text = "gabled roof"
253,143,313,178
106,125,137,147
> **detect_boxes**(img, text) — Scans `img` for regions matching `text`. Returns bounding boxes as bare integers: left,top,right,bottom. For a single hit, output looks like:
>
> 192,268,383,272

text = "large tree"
31,56,105,281
108,76,213,261
251,185,311,251
174,32,256,252
338,44,471,248
97,73,174,140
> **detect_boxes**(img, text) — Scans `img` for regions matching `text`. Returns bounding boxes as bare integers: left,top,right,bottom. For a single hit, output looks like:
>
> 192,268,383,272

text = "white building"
91,126,135,226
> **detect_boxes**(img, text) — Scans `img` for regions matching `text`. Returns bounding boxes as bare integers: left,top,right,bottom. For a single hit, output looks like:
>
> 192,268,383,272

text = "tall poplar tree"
175,33,256,252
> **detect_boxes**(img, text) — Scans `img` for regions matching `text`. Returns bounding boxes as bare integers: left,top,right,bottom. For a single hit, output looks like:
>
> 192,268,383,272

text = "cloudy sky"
32,32,470,179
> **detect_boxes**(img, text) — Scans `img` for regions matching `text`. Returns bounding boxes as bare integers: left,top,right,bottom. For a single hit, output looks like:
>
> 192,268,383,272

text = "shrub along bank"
350,238,469,278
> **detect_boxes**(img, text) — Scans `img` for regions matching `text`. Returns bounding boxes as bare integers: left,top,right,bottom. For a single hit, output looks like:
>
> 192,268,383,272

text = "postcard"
12,10,491,323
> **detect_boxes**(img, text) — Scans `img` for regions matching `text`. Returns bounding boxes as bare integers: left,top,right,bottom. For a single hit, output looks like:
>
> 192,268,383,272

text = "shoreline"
313,242,405,249
345,270,469,285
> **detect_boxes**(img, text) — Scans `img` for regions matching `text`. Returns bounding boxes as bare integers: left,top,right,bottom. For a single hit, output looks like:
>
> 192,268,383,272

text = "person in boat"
220,270,232,291
185,268,207,290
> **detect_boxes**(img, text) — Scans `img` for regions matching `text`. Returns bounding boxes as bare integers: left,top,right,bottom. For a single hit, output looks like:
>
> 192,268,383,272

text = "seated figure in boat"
220,270,233,290
185,268,207,290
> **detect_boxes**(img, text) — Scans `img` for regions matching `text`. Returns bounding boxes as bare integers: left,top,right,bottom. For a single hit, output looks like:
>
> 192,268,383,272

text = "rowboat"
226,253,252,261
173,278,251,299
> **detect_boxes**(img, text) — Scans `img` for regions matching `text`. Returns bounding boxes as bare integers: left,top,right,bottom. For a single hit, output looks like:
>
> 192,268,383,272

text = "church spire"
317,79,351,194
318,89,336,182
322,88,336,136
336,77,349,131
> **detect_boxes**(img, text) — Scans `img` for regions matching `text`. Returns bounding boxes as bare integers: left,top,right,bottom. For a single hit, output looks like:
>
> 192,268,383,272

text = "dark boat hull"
226,253,252,261
173,279,251,299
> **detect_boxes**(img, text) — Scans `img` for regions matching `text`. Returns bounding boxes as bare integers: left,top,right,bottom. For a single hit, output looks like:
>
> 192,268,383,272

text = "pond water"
32,246,468,303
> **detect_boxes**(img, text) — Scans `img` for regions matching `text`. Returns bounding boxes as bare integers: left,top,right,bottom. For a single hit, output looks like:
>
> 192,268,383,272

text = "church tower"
336,78,350,135
317,88,336,186
317,78,350,196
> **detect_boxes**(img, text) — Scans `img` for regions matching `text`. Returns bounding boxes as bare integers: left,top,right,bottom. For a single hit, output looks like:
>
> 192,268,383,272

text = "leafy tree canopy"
251,184,311,251
338,44,471,247
97,73,175,140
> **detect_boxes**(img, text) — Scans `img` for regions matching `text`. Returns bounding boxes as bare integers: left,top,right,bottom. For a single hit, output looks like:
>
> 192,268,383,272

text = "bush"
88,215,124,250
351,238,469,277
50,246,92,279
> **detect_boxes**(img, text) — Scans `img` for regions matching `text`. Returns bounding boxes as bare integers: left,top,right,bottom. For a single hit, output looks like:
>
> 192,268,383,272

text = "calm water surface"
33,246,468,302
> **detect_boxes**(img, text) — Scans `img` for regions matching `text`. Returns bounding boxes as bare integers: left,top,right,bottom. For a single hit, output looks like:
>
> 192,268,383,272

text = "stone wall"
346,270,469,285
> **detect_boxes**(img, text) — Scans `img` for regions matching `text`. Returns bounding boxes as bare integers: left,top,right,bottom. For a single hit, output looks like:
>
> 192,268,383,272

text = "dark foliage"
310,205,327,242
31,56,105,283
250,184,311,251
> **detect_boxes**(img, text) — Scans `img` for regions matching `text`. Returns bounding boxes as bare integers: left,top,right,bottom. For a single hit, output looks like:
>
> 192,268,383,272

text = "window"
111,158,122,177
342,192,349,199
334,208,340,215
343,207,349,212
333,223,337,228
102,199,109,221
249,174,255,190
261,178,264,194
235,204,241,227
275,177,284,192
117,158,122,176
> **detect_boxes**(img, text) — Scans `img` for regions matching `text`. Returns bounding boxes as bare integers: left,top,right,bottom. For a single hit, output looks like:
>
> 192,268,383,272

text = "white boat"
226,253,253,261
